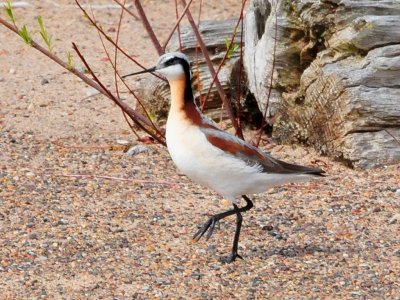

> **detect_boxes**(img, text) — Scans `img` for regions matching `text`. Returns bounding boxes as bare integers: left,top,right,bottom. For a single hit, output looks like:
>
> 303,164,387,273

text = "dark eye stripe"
165,57,178,66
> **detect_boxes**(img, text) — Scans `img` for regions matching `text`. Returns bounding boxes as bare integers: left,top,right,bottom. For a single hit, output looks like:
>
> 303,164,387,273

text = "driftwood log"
244,0,400,168
136,19,245,123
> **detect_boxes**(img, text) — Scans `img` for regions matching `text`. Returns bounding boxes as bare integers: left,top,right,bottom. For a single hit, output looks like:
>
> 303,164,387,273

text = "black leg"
193,195,254,262
222,203,243,263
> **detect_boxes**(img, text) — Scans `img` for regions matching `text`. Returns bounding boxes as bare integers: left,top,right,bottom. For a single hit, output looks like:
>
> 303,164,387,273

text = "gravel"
1,0,399,298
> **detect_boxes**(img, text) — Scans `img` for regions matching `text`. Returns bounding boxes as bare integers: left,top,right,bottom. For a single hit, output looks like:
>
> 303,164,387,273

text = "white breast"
165,112,316,203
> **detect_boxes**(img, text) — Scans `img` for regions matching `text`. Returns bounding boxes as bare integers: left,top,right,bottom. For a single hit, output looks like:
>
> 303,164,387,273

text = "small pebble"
268,229,284,240
29,234,38,240
116,139,130,146
57,218,69,225
126,145,151,156
36,256,47,262
85,87,99,97
75,66,86,73
388,213,400,224
41,78,49,85
141,284,150,291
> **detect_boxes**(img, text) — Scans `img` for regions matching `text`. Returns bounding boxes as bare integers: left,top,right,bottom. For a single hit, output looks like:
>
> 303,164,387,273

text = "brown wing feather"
203,128,325,176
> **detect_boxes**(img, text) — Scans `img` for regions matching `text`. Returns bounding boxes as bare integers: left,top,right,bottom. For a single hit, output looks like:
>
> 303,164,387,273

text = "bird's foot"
220,251,243,264
193,216,220,242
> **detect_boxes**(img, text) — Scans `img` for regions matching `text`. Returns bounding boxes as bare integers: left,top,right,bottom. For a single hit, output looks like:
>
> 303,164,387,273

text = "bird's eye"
164,57,179,67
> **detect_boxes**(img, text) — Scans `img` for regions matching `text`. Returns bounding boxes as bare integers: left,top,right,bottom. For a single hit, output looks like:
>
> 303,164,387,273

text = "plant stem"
72,42,166,145
180,0,244,139
162,0,195,50
111,0,140,20
134,0,163,55
0,16,166,146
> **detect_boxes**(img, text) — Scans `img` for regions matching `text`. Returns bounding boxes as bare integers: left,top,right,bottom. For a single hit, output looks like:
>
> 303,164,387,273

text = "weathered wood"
136,19,244,122
244,0,400,168
244,0,286,117
292,45,400,168
329,15,400,52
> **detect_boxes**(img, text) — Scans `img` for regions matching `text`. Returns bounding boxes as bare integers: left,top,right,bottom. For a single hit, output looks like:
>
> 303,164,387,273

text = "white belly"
166,116,311,202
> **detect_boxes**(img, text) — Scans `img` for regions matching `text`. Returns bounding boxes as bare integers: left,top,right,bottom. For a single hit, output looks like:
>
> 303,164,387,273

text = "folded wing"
201,128,325,176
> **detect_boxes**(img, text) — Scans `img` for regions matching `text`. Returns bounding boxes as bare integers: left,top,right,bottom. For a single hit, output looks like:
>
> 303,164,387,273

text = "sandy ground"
1,1,399,299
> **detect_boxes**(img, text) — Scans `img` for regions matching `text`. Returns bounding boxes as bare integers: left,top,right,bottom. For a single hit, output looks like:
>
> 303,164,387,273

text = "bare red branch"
72,42,166,145
111,0,141,140
162,0,195,50
174,0,183,51
74,0,155,74
42,172,177,186
200,0,247,111
180,0,244,139
134,0,163,55
95,31,164,139
111,0,140,20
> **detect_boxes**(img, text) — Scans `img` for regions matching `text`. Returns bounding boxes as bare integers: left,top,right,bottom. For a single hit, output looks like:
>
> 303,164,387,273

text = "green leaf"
148,110,156,122
37,16,54,52
224,37,238,59
67,52,74,70
232,44,239,53
4,1,16,25
19,25,32,46
224,37,231,50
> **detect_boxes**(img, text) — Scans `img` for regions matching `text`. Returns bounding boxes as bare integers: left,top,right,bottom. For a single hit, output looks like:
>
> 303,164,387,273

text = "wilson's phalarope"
125,52,325,262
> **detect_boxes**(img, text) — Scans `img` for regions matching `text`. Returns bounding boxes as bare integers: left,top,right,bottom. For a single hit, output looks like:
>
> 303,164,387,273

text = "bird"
124,52,325,263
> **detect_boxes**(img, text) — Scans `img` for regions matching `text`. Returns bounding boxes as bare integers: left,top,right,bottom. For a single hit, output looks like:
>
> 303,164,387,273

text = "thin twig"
113,0,125,96
200,0,247,112
75,0,154,74
91,11,163,139
162,0,195,50
111,0,140,141
111,0,140,20
235,0,246,136
180,0,243,139
72,42,166,145
195,0,203,107
42,173,177,186
96,29,164,139
0,16,157,135
384,129,400,146
75,0,167,129
0,18,100,94
134,0,163,55
197,0,203,27
174,0,183,51
121,112,141,140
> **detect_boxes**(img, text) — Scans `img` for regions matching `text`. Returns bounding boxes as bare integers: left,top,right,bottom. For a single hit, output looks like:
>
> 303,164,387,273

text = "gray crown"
157,52,190,67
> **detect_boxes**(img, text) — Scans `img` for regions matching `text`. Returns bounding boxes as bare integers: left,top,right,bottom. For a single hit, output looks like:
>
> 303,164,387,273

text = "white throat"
157,64,185,81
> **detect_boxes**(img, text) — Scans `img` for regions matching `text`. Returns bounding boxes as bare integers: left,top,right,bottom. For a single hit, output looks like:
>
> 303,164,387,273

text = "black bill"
122,66,156,78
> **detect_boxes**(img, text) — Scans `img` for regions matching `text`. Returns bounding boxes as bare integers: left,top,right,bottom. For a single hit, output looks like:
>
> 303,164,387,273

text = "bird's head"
123,52,191,82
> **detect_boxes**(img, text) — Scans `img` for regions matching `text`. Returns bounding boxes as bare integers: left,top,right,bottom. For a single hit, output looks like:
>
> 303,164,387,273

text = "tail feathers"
275,159,326,176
